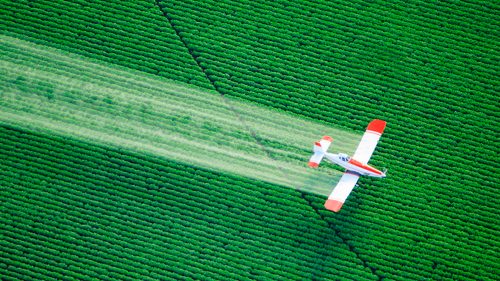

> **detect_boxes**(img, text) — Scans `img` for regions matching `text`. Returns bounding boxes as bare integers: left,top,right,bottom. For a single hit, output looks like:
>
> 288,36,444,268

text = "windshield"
339,154,350,162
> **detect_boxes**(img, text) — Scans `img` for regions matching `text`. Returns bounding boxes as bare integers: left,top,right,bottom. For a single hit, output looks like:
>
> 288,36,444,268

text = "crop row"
0,39,361,191
0,137,316,245
3,0,496,133
1,0,210,88
0,133,328,247
156,1,498,280
0,41,322,166
200,53,498,155
2,48,497,277
161,0,498,141
0,155,312,280
173,1,497,87
160,0,498,193
0,125,379,281
3,0,496,155
2,79,496,238
1,117,497,281
165,2,497,125
3,0,499,280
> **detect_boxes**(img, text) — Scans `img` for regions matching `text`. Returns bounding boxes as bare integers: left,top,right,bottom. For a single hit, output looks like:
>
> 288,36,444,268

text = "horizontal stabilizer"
308,136,333,168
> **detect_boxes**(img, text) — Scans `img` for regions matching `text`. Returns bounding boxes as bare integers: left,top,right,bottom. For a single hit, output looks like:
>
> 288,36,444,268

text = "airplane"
308,119,387,212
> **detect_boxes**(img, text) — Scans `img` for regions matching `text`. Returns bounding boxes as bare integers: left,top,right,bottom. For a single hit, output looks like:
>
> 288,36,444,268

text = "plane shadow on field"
0,35,362,198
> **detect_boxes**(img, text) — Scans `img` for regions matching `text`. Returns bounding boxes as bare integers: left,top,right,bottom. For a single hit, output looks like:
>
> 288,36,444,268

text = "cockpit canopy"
339,153,351,162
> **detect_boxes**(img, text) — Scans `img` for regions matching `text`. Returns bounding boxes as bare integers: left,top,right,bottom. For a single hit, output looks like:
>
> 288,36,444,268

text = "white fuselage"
324,153,386,178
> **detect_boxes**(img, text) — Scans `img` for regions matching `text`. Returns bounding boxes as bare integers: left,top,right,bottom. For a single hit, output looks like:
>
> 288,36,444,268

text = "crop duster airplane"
308,119,387,212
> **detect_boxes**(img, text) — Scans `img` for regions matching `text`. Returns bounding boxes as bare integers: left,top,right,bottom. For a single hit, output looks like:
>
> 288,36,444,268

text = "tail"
308,136,332,168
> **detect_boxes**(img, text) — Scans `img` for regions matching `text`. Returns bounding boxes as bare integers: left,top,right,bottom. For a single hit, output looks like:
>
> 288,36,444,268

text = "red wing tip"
322,136,333,142
308,162,319,168
367,119,386,134
314,141,322,147
324,199,343,212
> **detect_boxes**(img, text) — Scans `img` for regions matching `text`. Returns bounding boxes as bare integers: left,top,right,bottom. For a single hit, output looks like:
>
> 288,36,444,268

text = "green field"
1,0,499,280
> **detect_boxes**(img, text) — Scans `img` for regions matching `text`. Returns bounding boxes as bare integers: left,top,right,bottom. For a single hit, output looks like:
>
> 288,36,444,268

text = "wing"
352,119,386,164
324,172,360,212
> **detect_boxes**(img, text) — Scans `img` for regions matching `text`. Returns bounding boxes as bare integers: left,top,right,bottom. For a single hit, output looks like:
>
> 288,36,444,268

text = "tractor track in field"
156,3,382,280
302,191,383,281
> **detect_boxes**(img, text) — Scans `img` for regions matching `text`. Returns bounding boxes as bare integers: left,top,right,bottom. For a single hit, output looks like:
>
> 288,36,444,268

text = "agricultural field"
1,0,499,280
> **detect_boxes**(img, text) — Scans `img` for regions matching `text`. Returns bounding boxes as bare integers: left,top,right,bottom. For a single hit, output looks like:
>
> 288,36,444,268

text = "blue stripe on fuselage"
345,170,362,176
